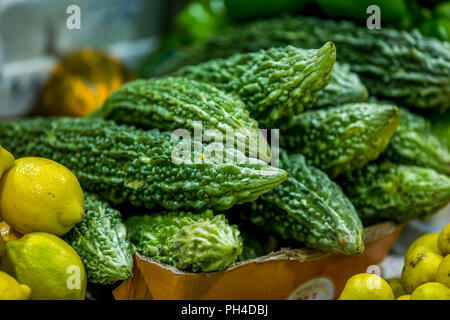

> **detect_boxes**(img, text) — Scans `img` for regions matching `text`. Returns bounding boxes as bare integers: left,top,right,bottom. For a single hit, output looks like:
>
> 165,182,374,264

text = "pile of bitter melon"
1,15,449,283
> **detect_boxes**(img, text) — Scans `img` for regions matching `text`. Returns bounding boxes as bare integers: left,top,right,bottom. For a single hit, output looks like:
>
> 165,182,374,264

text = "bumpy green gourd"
429,111,450,150
281,103,400,177
340,161,450,224
383,107,450,175
125,210,242,272
91,77,271,162
171,43,336,128
315,62,368,108
64,193,133,284
154,15,450,111
0,118,287,211
232,151,365,255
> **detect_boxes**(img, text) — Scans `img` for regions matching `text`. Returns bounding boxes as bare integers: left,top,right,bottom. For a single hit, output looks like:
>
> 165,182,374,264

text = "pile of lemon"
0,146,87,300
339,223,450,300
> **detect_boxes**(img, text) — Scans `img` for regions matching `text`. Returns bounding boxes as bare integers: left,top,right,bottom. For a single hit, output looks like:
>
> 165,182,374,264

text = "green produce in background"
225,0,310,21
64,193,133,285
340,161,450,224
281,103,400,177
153,15,450,112
315,0,413,28
0,118,287,211
171,43,336,128
125,210,242,272
315,62,368,108
419,1,450,41
237,232,277,261
232,151,365,255
429,111,450,149
91,77,270,162
383,107,450,176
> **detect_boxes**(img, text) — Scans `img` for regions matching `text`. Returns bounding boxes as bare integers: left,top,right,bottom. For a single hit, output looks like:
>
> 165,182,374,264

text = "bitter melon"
171,43,336,128
231,151,365,255
280,103,400,177
154,15,450,111
125,210,242,272
64,193,133,284
0,118,287,211
315,62,368,108
340,161,450,224
383,107,450,176
91,77,271,162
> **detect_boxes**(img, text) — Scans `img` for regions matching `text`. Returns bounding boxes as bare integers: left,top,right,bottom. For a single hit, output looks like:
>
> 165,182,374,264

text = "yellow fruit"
0,221,22,242
401,246,443,293
0,271,31,300
410,282,450,300
387,278,407,298
406,233,441,257
0,232,86,300
436,254,450,288
0,157,85,236
438,223,450,256
396,294,411,300
0,146,15,179
338,273,395,300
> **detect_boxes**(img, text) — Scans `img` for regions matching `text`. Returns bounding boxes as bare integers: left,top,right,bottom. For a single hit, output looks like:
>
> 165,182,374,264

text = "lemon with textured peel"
438,223,450,256
406,233,441,257
436,254,450,288
0,271,31,300
401,246,443,293
396,294,411,300
410,282,450,300
0,157,85,236
1,232,86,300
387,278,407,298
0,146,14,179
338,273,395,300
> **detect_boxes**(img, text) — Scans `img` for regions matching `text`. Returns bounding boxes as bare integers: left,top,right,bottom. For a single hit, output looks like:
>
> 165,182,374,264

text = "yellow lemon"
396,294,411,300
405,233,441,258
0,232,86,300
0,146,14,179
338,273,395,300
401,246,443,293
410,282,450,300
436,254,450,288
387,278,407,298
0,157,85,236
438,223,450,256
0,271,31,300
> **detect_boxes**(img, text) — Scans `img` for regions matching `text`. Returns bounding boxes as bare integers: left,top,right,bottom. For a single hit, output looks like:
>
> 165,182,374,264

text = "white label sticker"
288,277,335,300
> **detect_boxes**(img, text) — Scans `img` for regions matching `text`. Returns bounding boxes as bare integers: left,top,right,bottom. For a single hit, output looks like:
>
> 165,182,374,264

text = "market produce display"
171,43,336,128
153,15,450,112
339,223,450,300
281,103,400,177
125,210,242,272
230,151,365,255
0,118,287,211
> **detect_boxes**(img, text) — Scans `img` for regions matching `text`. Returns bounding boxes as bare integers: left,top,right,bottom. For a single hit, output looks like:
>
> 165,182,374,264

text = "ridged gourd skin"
125,210,242,272
91,77,271,162
154,15,450,112
315,62,368,108
340,161,450,225
280,103,401,178
232,151,365,255
171,43,336,128
64,193,133,285
0,118,288,211
384,107,450,176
